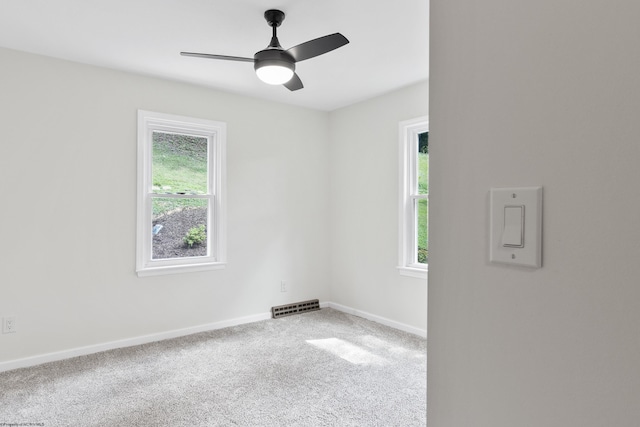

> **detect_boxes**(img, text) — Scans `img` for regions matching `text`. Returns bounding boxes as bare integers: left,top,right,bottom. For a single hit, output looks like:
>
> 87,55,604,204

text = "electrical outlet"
3,316,16,334
280,281,287,292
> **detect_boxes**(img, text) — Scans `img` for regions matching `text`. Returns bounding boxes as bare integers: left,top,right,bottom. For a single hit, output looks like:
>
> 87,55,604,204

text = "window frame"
398,117,428,279
136,110,227,277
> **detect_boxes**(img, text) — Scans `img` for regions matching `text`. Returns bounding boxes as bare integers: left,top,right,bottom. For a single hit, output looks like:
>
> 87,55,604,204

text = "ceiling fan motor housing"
254,49,295,74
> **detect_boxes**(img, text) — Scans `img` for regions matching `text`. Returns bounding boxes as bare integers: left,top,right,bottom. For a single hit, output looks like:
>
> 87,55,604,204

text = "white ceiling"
0,0,429,111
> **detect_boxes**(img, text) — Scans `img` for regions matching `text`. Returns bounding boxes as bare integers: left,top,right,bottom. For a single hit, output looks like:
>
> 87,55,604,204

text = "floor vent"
272,299,320,319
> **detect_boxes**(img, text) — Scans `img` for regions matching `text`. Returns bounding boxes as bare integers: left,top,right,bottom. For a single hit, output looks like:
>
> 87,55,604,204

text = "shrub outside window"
398,117,428,279
137,110,226,277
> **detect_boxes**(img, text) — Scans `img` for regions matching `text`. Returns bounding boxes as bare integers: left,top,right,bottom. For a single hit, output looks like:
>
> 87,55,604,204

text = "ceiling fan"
180,9,349,91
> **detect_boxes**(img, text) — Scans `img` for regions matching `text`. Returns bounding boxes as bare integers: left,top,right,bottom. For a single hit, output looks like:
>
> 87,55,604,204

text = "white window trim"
136,110,227,277
398,117,428,280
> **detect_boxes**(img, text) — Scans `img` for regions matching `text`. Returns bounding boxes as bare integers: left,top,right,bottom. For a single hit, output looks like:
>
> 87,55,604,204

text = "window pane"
417,198,428,264
152,132,208,195
152,197,208,259
418,132,428,195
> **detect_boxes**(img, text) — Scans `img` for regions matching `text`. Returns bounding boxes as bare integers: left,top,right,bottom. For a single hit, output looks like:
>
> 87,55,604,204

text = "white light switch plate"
490,187,542,268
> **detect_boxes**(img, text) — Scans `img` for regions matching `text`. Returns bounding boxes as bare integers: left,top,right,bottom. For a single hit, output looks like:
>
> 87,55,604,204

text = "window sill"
137,262,227,277
397,265,428,280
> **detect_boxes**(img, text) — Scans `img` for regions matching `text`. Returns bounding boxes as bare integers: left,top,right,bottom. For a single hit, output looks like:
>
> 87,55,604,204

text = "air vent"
272,299,320,318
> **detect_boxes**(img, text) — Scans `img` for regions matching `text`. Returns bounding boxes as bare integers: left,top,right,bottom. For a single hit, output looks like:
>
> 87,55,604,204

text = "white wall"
428,1,640,426
0,47,331,363
329,81,429,332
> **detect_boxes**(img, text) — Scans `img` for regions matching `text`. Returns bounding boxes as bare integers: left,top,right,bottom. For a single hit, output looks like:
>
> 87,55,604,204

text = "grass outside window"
417,149,428,263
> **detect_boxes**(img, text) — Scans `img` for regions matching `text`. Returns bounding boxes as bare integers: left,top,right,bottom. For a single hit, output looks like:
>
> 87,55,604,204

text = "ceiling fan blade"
286,33,349,62
180,52,255,63
283,73,303,91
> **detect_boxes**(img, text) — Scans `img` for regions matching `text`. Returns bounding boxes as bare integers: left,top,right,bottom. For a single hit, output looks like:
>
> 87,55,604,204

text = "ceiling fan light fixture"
255,61,294,85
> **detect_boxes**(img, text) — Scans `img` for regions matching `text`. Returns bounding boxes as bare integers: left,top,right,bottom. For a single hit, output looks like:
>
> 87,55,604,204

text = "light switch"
502,205,524,247
490,187,542,268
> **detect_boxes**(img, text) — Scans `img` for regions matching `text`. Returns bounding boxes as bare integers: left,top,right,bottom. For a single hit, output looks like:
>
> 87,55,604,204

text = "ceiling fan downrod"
265,9,285,49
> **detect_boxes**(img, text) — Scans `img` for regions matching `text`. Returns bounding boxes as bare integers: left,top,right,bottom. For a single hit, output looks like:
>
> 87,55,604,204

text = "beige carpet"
0,308,426,426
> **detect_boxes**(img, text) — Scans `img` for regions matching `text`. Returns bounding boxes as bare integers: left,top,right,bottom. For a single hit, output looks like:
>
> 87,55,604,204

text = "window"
398,117,428,279
137,110,226,277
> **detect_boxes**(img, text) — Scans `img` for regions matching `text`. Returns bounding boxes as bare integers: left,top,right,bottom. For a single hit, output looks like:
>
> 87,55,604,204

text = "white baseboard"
0,311,272,373
0,302,425,373
324,302,427,338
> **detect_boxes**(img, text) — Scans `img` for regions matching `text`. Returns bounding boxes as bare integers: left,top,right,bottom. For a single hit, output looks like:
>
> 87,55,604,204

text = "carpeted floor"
0,308,426,426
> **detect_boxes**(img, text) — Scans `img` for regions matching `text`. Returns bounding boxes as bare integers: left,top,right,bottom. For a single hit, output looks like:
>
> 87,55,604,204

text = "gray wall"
428,0,640,425
329,82,429,330
0,47,331,362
